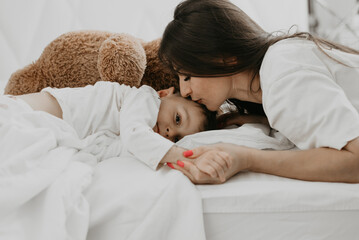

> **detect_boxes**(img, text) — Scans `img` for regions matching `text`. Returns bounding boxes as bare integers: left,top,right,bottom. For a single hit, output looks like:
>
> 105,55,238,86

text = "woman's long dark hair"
158,0,359,116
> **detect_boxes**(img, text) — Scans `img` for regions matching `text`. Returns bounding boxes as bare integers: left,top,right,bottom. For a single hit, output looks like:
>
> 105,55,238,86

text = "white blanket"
0,96,97,240
86,153,206,240
0,96,206,240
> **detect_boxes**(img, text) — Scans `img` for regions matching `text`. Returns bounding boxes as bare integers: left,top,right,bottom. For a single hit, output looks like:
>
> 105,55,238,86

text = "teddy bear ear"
98,34,146,87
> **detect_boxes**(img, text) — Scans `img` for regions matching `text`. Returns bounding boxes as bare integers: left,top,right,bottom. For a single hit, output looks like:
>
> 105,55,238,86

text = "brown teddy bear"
4,30,178,95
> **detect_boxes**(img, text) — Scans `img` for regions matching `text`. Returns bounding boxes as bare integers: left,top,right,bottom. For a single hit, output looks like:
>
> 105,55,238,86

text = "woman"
159,0,359,183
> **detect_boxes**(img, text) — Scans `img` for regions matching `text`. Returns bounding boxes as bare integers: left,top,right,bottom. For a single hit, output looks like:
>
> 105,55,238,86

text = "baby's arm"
40,82,130,139
17,92,63,119
160,145,191,164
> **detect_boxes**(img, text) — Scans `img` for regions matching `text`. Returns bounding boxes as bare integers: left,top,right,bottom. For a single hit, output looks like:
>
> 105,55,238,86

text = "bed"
2,114,359,240
2,1,359,240
88,162,359,240
85,125,359,240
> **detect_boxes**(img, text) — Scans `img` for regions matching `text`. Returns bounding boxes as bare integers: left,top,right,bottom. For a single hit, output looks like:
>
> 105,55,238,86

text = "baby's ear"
157,86,175,98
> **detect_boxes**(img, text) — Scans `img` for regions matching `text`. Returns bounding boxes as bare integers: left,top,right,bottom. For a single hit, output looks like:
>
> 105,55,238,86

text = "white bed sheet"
88,159,359,240
86,157,359,240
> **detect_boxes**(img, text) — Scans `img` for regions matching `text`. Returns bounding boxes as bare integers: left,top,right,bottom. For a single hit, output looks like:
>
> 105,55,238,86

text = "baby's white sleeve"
119,86,174,170
263,68,359,150
42,81,124,139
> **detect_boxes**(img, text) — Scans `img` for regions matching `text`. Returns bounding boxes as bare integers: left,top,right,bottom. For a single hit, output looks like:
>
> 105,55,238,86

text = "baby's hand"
192,149,233,182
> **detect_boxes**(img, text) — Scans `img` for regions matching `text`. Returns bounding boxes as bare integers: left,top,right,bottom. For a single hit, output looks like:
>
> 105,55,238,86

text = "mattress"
199,172,359,240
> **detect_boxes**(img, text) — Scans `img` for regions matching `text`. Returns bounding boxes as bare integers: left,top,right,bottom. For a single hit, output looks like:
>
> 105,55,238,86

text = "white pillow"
176,123,295,150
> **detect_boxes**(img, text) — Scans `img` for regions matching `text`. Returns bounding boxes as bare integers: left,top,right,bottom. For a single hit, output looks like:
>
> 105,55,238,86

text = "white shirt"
260,38,359,150
42,81,174,170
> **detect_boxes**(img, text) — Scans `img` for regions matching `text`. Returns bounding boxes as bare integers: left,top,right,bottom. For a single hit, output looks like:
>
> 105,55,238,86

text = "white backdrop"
0,0,308,92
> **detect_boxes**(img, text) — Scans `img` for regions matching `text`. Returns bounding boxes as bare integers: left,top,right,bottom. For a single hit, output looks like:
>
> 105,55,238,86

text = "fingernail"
167,163,175,169
183,150,193,157
177,160,185,168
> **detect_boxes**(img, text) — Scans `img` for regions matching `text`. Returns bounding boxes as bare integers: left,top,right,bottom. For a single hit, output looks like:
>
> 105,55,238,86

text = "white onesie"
42,81,174,170
260,38,359,150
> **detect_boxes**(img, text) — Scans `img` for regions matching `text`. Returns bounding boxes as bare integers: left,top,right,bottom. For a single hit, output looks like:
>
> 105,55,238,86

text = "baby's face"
154,93,205,142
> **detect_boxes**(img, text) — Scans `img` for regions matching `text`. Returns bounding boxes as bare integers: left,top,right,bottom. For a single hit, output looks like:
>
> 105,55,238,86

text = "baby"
11,81,227,172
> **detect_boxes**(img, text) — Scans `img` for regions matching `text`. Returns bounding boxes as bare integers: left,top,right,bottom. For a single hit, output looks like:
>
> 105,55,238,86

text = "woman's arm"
249,137,359,183
17,92,63,118
172,137,359,184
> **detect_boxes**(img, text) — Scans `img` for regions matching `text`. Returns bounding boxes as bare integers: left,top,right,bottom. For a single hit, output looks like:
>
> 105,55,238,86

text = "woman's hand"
190,149,233,182
168,143,252,184
168,160,225,184
217,112,269,129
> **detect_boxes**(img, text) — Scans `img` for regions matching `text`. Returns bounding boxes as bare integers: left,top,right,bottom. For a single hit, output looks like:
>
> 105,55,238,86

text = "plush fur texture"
5,31,178,95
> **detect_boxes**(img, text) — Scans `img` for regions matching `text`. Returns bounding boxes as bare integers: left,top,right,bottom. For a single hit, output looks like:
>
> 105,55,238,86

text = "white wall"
311,0,359,48
0,0,309,92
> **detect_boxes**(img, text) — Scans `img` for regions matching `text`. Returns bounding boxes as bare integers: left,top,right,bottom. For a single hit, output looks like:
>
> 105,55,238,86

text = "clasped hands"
167,143,249,184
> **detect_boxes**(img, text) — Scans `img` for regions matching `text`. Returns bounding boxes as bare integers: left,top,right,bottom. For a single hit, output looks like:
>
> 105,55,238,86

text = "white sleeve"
263,68,359,150
119,86,174,170
42,81,125,139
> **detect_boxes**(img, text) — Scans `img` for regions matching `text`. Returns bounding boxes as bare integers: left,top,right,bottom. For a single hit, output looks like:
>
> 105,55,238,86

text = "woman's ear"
157,86,175,98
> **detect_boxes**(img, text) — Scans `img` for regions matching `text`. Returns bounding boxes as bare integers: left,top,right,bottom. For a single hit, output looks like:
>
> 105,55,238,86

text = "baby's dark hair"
172,90,217,132
197,104,217,131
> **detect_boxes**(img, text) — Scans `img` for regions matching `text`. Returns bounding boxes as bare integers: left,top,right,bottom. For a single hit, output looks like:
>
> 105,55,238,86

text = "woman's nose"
180,79,191,98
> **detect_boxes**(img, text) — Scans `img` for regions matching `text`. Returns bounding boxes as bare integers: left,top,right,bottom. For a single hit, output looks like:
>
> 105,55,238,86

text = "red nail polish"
183,150,193,157
167,163,175,169
177,160,185,168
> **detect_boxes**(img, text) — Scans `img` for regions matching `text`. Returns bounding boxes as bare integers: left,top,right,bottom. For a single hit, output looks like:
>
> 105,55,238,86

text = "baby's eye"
175,113,181,125
184,76,191,81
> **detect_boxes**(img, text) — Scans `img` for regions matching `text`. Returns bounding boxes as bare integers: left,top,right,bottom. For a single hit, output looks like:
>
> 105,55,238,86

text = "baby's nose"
165,127,171,137
165,127,176,140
